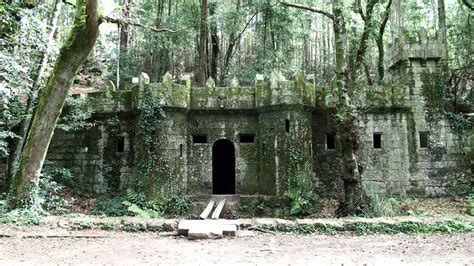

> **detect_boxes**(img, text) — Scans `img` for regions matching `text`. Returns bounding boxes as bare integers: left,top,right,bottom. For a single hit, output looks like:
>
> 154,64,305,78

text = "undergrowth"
0,163,73,225
93,189,190,218
467,195,474,216
252,219,474,235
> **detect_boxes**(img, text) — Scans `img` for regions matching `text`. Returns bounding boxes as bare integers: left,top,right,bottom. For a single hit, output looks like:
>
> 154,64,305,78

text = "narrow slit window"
262,143,265,156
192,134,207,144
117,137,125,152
419,131,429,148
285,119,290,133
180,144,183,158
373,133,382,149
326,133,336,150
240,134,255,143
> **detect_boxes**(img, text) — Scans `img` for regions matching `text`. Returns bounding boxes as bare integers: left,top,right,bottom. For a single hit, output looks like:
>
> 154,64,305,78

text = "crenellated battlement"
387,27,446,70
72,71,317,114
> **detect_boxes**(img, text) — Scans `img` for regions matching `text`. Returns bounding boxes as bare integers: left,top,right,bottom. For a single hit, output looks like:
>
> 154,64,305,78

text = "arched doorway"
212,139,235,194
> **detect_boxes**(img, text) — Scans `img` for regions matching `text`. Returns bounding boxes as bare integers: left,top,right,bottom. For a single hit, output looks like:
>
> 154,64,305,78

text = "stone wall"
45,112,136,194
187,113,259,195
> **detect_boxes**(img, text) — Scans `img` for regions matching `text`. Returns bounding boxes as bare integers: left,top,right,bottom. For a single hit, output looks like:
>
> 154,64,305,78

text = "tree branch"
102,16,177,33
62,0,75,7
461,0,474,11
279,1,334,20
356,0,366,21
350,0,379,74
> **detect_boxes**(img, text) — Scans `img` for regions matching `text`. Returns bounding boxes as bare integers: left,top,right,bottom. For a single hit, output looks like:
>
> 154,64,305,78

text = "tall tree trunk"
376,0,392,83
195,0,208,86
6,0,63,188
332,0,364,216
10,0,100,209
120,0,131,53
437,0,448,62
209,2,219,82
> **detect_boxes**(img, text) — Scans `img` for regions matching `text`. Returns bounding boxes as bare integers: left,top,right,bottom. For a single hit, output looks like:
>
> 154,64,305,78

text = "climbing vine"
132,87,189,216
134,87,161,192
421,70,473,134
285,124,316,216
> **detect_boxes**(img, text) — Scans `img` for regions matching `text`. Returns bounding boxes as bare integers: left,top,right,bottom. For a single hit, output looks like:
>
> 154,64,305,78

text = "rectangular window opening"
117,137,125,153
373,133,382,149
192,134,207,144
419,131,429,148
180,144,183,158
326,133,336,150
285,119,290,133
240,134,255,143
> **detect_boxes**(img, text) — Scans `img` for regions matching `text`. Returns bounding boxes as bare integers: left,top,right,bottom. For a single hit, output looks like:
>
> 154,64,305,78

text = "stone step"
199,200,215,220
178,220,238,238
211,199,226,219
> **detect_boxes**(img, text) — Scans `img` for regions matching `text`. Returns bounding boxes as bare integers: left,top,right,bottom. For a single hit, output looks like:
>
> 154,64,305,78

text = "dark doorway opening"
212,139,235,194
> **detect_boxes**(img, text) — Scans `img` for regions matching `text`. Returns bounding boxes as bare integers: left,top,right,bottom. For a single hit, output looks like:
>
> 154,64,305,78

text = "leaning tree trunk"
10,0,100,209
6,0,63,190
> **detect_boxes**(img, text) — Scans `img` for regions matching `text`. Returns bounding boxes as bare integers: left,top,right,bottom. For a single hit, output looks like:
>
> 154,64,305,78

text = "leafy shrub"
285,185,315,216
467,195,474,216
363,186,402,217
162,193,190,216
95,196,128,217
37,173,72,214
56,96,94,132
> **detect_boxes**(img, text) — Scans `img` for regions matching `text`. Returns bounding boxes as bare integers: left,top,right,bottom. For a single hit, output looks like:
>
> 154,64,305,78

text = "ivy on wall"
132,87,189,216
285,124,316,216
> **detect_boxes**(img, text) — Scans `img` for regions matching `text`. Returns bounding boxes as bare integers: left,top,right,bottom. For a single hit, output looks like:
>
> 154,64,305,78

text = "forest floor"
0,228,473,265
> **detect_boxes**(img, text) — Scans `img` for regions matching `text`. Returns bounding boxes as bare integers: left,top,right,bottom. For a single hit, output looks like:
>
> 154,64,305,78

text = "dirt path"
0,230,473,265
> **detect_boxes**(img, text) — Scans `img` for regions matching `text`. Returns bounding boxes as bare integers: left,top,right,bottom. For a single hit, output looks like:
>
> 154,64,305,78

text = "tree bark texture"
7,0,63,188
120,0,131,52
195,0,208,86
209,2,219,82
10,0,100,209
377,0,392,83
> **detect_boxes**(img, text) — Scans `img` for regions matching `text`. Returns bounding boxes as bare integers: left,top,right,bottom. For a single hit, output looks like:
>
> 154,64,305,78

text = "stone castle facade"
7,33,469,198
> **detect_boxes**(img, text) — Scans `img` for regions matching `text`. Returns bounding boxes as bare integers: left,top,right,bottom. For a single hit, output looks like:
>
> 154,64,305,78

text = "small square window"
326,133,336,150
240,134,255,143
373,133,382,149
192,134,207,144
117,137,125,152
419,131,429,148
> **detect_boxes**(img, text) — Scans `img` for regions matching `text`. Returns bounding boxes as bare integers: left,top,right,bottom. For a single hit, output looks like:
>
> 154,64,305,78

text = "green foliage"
122,189,161,218
285,132,317,216
122,201,161,219
0,163,72,224
0,1,58,159
135,87,161,182
363,186,402,217
0,131,17,157
161,193,190,217
421,70,472,132
467,195,474,216
105,115,121,137
56,96,95,132
251,220,474,235
94,195,128,217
